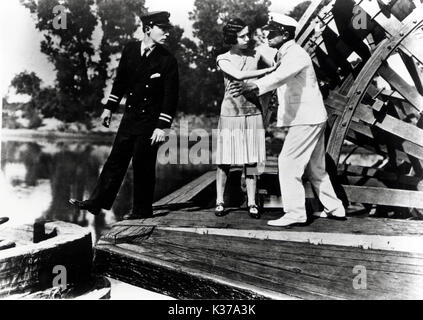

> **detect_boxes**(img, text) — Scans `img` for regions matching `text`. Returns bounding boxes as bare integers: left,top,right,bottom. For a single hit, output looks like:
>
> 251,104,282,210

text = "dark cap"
141,11,172,29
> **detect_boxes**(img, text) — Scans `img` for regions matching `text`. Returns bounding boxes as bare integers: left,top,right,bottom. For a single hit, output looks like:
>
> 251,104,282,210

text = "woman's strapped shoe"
215,202,226,217
248,204,261,219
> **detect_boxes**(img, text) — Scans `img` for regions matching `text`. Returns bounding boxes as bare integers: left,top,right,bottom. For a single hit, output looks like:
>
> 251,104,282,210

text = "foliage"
10,72,42,95
287,1,312,21
11,0,319,121
19,0,147,122
188,0,271,112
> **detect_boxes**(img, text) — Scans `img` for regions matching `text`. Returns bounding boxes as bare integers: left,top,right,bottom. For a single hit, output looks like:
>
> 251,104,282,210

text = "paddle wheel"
291,0,423,217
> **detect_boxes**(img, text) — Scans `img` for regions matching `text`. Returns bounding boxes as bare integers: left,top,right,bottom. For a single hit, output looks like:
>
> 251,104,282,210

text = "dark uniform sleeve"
157,56,179,129
104,43,132,113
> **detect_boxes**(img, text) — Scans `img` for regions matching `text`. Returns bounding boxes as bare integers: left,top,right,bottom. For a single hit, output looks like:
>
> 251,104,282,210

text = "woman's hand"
229,81,259,98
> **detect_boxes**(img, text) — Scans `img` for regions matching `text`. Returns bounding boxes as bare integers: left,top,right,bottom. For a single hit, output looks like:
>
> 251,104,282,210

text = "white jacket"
254,40,327,127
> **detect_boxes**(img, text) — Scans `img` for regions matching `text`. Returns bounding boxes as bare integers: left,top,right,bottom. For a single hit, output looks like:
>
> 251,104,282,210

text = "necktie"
275,51,282,64
142,46,153,58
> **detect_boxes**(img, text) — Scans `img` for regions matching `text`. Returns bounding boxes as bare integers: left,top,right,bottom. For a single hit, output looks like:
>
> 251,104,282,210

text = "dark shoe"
0,217,9,225
248,205,261,219
123,211,153,220
69,199,101,216
215,202,225,217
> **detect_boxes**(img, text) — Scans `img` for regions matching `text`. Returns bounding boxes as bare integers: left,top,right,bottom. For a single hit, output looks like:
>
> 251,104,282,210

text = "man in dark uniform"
69,11,179,219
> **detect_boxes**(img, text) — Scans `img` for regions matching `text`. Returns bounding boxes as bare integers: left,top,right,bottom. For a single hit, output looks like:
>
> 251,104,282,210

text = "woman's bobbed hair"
223,18,247,45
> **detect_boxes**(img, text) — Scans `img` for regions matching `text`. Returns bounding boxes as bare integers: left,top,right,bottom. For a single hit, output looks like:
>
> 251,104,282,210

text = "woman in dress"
215,18,278,219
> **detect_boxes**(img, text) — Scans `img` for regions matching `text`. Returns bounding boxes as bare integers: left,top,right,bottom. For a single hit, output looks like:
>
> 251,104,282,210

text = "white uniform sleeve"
254,48,308,96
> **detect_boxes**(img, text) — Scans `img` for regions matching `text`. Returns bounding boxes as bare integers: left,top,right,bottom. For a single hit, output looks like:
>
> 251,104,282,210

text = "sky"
0,0,304,100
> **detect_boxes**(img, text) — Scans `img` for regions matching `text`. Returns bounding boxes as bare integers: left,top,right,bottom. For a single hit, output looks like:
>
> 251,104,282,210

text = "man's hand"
229,81,259,98
101,109,112,128
150,128,166,145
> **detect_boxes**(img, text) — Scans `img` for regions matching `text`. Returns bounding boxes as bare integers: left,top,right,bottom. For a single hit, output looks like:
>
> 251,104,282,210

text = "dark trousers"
89,128,158,215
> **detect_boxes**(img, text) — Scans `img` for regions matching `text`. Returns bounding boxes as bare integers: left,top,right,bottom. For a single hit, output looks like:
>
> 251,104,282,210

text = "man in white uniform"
231,13,346,227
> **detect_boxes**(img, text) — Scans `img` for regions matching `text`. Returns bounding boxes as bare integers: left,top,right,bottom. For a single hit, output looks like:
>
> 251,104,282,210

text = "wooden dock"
95,0,423,299
94,168,423,300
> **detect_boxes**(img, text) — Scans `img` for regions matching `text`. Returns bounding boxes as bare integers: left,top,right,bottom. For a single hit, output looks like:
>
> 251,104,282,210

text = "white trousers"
278,122,344,219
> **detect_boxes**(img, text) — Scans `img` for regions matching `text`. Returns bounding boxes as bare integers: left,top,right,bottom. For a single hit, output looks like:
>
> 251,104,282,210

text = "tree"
20,0,147,122
188,0,271,113
287,1,311,21
10,72,42,96
164,25,200,114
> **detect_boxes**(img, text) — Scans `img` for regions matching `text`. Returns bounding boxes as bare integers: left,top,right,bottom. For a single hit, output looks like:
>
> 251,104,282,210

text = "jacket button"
129,93,133,96
144,98,147,101
146,85,149,88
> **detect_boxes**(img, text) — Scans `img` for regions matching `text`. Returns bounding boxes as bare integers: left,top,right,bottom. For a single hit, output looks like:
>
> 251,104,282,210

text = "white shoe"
313,208,346,219
267,215,307,227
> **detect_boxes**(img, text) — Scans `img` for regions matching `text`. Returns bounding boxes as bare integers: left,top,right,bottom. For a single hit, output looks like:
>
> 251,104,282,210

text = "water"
0,135,385,243
1,138,214,243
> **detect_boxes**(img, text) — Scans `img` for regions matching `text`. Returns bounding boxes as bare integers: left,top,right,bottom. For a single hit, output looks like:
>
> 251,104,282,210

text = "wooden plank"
344,185,423,208
347,121,412,163
95,229,423,299
353,101,423,148
338,164,423,189
378,64,423,112
153,170,215,206
95,242,287,300
0,241,15,251
296,0,330,41
327,95,423,160
157,225,423,255
114,210,423,238
399,48,423,94
366,84,406,101
357,0,402,36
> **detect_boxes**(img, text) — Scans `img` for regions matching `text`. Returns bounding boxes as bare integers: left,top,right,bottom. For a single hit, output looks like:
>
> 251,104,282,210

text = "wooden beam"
0,241,15,251
353,101,423,148
338,164,423,189
344,185,423,208
153,170,216,206
95,224,423,299
158,226,423,255
296,0,331,41
378,64,423,113
325,93,423,156
399,48,423,95
348,120,423,160
357,0,402,36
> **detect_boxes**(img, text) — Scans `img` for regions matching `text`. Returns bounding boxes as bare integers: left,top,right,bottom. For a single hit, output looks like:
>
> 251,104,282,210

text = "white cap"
267,12,299,29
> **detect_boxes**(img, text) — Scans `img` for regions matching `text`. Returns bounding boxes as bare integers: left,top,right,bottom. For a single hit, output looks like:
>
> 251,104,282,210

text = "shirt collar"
278,39,295,56
141,41,156,57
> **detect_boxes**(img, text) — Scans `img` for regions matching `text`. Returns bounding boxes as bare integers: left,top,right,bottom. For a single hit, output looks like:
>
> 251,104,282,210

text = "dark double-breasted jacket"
104,41,179,134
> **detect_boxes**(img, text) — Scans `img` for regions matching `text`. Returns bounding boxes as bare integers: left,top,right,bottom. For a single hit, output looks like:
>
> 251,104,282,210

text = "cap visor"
155,23,173,29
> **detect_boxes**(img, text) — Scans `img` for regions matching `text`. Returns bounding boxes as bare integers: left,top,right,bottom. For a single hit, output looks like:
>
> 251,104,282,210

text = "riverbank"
1,112,220,141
